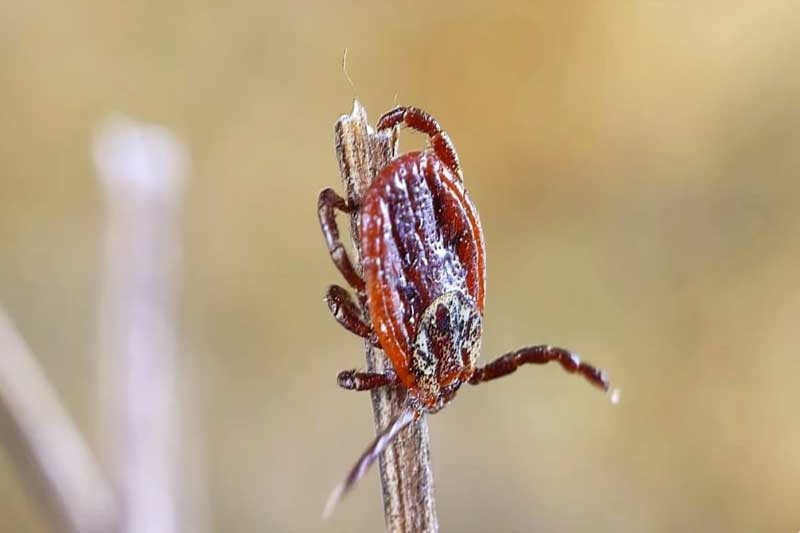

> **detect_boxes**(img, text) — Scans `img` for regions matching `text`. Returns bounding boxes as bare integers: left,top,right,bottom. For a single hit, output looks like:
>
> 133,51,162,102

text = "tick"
319,106,616,511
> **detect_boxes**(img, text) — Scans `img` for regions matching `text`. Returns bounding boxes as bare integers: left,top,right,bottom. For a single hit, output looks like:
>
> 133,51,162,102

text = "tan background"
2,1,800,531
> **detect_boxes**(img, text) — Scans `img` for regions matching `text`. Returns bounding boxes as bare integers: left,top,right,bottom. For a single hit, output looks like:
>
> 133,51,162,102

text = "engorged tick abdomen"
360,151,486,395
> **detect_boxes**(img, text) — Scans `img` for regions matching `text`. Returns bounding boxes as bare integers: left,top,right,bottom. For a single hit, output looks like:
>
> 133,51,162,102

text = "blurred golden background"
2,1,800,531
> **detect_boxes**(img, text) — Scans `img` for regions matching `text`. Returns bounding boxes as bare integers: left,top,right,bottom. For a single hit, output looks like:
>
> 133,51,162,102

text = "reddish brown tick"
319,106,617,513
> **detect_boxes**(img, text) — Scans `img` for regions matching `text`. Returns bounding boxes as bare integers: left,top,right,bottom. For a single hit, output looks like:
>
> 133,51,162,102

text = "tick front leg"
469,345,611,392
318,188,365,293
376,106,462,181
337,369,398,391
325,285,378,345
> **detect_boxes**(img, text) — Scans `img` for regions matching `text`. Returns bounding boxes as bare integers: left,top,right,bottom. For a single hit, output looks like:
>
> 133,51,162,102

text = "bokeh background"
2,1,800,532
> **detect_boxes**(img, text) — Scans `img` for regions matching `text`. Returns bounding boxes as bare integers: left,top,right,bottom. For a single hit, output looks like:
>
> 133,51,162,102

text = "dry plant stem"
334,101,439,533
95,116,186,533
0,309,118,533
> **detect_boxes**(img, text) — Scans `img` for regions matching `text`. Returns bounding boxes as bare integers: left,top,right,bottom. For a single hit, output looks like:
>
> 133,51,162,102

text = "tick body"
319,106,615,513
360,147,485,413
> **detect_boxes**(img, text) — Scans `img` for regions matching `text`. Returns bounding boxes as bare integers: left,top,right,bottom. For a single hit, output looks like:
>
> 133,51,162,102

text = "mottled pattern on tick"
360,151,486,400
412,292,482,411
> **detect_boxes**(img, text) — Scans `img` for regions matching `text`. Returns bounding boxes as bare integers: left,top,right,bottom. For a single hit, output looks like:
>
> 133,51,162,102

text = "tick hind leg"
469,345,612,393
318,188,365,293
377,106,462,181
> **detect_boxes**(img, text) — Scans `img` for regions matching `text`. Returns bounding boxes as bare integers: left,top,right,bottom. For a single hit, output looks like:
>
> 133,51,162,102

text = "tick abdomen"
362,152,482,338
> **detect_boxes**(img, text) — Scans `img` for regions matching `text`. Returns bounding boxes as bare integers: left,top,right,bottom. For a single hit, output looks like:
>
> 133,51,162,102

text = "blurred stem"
334,101,439,533
95,116,187,533
0,308,118,533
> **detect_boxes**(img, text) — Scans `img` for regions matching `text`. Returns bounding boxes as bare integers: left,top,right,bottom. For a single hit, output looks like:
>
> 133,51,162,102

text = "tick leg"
318,188,365,293
469,345,611,392
325,285,379,345
337,369,398,391
377,106,462,181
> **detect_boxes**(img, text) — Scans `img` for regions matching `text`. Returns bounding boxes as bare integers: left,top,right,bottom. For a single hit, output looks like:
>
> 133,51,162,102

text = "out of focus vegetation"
1,2,799,531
